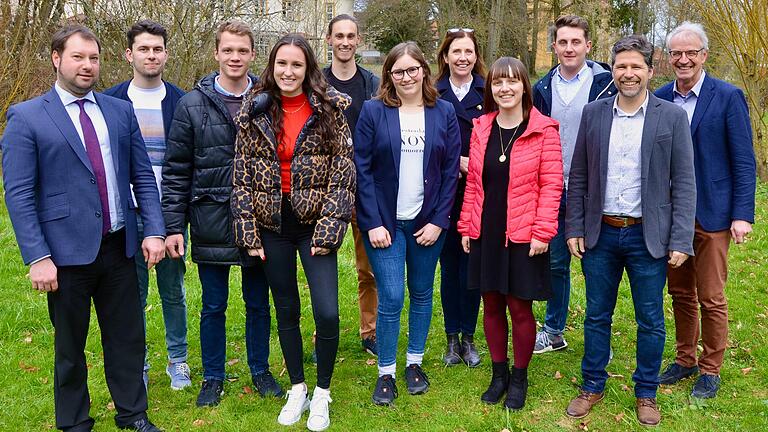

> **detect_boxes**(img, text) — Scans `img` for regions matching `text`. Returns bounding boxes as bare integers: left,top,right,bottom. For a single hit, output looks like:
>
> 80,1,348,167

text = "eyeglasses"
447,28,474,34
390,66,422,80
668,48,705,60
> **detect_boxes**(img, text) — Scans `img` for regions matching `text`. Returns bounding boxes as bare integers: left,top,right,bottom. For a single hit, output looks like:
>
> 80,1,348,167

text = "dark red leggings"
482,291,535,368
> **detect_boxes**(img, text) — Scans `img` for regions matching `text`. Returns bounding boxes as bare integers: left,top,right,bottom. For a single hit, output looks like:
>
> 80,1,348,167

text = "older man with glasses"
655,21,756,400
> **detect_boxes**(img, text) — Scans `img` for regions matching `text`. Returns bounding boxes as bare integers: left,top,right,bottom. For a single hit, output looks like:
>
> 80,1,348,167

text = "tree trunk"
529,0,540,74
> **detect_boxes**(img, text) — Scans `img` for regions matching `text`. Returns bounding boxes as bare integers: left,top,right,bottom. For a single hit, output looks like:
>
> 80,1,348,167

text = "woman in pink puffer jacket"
457,57,562,411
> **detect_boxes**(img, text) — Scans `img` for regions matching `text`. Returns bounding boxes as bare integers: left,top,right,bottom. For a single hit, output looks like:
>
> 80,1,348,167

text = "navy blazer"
655,74,756,231
565,93,696,258
1,88,165,266
435,73,485,157
354,98,461,237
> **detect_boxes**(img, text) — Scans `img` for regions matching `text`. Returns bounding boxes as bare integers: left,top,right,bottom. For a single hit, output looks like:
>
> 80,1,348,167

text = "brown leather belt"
602,215,642,228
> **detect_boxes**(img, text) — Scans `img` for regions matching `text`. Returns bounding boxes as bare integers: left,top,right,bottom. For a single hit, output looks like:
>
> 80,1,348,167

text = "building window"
282,0,298,21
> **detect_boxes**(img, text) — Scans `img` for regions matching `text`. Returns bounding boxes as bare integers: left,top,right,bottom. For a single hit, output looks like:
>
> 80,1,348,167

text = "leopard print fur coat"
231,87,355,251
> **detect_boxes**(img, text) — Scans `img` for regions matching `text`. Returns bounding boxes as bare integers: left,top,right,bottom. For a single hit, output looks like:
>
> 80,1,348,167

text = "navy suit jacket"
655,74,756,231
354,99,461,237
1,87,165,266
565,93,696,258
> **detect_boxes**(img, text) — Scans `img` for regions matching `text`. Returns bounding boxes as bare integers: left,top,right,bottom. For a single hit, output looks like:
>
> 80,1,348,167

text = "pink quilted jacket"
457,107,563,244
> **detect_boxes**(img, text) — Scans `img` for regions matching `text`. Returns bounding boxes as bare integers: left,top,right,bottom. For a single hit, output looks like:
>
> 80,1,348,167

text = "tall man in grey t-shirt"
322,14,381,356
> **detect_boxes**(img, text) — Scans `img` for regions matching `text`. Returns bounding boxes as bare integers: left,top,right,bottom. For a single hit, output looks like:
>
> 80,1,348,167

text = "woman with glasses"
458,57,562,410
354,41,461,406
232,34,354,431
434,28,487,368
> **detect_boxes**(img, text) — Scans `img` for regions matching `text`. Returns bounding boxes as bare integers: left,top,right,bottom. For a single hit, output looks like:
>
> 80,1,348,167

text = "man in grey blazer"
563,35,696,426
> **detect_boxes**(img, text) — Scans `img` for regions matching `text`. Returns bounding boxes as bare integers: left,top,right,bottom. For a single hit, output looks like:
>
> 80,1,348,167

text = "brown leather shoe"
566,389,604,418
636,397,661,426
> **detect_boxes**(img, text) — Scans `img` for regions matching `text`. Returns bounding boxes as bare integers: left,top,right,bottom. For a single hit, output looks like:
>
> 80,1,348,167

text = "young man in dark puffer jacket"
161,20,282,407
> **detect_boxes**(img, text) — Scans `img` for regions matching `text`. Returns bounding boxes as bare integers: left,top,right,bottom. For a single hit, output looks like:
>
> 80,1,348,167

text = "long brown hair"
258,33,336,144
436,30,487,81
376,41,438,107
483,57,533,123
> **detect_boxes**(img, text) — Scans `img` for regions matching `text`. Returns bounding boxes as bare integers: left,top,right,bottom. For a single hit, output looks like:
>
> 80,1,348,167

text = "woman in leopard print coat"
231,34,354,431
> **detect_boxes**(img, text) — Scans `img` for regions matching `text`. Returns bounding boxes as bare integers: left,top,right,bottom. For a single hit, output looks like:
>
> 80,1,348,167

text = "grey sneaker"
166,361,192,390
533,330,568,354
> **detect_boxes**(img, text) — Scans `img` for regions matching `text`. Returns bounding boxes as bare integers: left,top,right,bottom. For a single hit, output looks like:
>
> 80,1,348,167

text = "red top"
278,93,313,193
458,108,563,244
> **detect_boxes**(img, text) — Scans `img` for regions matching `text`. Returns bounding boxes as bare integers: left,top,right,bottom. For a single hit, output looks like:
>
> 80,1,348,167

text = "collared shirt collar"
214,74,253,97
449,76,473,101
556,62,590,84
613,90,649,117
55,81,96,106
673,70,706,98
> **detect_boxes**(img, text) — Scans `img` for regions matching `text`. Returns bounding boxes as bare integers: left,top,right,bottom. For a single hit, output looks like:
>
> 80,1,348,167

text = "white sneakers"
277,384,310,426
307,388,332,432
277,384,332,431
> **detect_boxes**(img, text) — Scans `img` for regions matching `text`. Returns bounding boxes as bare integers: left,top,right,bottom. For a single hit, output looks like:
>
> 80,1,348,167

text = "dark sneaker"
118,418,161,432
691,374,720,399
533,330,568,354
196,379,224,407
658,363,699,385
253,371,284,397
372,375,398,406
404,364,430,395
362,337,378,356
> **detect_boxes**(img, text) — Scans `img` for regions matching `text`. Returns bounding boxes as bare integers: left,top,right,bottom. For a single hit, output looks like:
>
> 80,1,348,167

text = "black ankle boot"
443,333,462,366
481,361,509,404
504,366,528,410
460,334,481,368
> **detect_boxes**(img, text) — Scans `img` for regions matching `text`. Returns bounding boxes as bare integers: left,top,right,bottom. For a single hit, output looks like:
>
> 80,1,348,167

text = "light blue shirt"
673,70,706,124
603,91,649,218
555,63,592,105
55,82,124,232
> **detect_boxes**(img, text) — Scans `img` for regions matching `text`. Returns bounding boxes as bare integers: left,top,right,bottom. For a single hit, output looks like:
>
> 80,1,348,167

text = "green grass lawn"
1,182,767,431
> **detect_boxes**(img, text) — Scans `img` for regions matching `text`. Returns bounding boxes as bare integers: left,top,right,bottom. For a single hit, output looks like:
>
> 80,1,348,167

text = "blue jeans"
364,220,446,368
197,263,271,380
543,199,572,336
580,223,667,398
136,217,188,364
439,224,480,335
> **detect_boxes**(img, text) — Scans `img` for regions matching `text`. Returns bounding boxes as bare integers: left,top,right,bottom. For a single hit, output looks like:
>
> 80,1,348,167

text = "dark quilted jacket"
162,72,258,265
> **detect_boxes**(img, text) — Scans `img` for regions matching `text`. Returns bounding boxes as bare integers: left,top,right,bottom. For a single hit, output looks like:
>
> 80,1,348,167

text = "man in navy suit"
1,25,165,432
656,22,756,399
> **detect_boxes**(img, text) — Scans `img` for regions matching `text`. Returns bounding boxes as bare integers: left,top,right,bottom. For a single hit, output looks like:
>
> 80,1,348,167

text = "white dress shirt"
450,77,473,102
55,82,124,232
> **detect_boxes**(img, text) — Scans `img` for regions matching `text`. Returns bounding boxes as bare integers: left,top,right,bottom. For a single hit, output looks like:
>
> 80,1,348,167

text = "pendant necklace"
498,121,520,163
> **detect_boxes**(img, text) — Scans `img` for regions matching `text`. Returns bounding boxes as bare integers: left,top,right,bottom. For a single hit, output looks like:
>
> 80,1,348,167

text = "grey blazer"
565,92,696,259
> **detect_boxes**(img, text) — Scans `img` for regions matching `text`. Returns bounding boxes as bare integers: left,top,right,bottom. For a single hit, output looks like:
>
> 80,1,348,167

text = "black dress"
467,118,552,301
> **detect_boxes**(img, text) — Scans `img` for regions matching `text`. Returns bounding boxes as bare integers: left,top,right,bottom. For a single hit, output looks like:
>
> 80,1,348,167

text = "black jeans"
48,229,147,431
261,198,340,389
